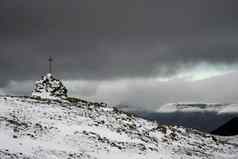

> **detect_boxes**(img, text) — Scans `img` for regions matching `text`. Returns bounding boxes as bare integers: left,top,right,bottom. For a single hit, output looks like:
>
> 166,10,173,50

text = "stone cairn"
32,73,68,99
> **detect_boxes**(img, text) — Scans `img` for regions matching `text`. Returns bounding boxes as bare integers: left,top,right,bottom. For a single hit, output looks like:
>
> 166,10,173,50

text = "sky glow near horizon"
173,63,238,81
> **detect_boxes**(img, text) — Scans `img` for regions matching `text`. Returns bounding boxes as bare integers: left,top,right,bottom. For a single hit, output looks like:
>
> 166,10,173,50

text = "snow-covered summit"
0,96,237,159
32,73,68,99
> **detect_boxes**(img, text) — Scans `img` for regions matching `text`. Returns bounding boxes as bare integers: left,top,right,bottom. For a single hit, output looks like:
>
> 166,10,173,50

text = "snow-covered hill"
0,96,237,159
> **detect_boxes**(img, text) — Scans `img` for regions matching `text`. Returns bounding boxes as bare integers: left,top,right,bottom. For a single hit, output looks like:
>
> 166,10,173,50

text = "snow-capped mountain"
0,96,237,159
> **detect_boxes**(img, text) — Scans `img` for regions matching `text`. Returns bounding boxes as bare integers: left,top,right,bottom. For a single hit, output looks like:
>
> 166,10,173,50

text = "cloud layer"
0,1,238,108
0,0,238,83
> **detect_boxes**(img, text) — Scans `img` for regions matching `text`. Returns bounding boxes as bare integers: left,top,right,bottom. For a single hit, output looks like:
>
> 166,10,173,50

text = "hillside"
212,117,238,136
0,96,237,159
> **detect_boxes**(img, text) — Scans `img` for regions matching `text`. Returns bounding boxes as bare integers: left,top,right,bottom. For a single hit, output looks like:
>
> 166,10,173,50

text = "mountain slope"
212,117,238,136
0,96,237,159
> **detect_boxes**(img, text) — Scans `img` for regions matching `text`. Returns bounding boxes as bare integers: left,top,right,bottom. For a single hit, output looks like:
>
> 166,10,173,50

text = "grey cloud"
0,0,238,87
47,71,238,110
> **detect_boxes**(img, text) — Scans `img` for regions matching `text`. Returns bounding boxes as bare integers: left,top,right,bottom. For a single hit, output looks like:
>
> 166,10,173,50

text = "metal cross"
48,56,53,74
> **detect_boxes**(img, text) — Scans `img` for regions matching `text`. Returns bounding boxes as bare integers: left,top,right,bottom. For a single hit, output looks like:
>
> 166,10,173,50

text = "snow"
0,96,236,159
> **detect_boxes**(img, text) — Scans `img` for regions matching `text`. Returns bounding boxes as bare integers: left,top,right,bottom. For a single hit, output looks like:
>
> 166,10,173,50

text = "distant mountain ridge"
157,103,238,113
120,103,238,133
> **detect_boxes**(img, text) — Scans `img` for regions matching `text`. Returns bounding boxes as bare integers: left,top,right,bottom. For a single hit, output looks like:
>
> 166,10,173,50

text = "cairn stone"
32,73,68,99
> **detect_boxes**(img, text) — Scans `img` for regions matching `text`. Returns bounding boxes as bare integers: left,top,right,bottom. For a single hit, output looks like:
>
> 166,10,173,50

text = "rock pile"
32,73,68,99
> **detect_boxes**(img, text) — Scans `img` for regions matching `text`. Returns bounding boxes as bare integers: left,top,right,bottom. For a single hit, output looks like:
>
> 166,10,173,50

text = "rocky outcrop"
32,73,68,99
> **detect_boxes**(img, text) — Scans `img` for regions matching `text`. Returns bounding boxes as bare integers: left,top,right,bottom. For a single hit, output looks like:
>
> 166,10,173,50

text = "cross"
48,56,53,74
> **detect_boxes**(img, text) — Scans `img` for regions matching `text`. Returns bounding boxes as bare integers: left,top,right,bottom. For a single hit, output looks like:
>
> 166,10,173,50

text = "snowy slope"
0,96,237,159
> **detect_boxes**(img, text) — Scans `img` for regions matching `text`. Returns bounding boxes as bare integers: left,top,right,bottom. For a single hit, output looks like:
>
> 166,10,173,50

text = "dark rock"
211,117,238,136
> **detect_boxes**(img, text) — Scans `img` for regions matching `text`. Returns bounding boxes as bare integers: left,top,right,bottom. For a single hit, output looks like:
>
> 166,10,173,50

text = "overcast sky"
1,0,238,110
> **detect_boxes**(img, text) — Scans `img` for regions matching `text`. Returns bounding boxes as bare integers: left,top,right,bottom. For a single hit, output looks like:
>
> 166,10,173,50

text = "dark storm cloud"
0,0,238,86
